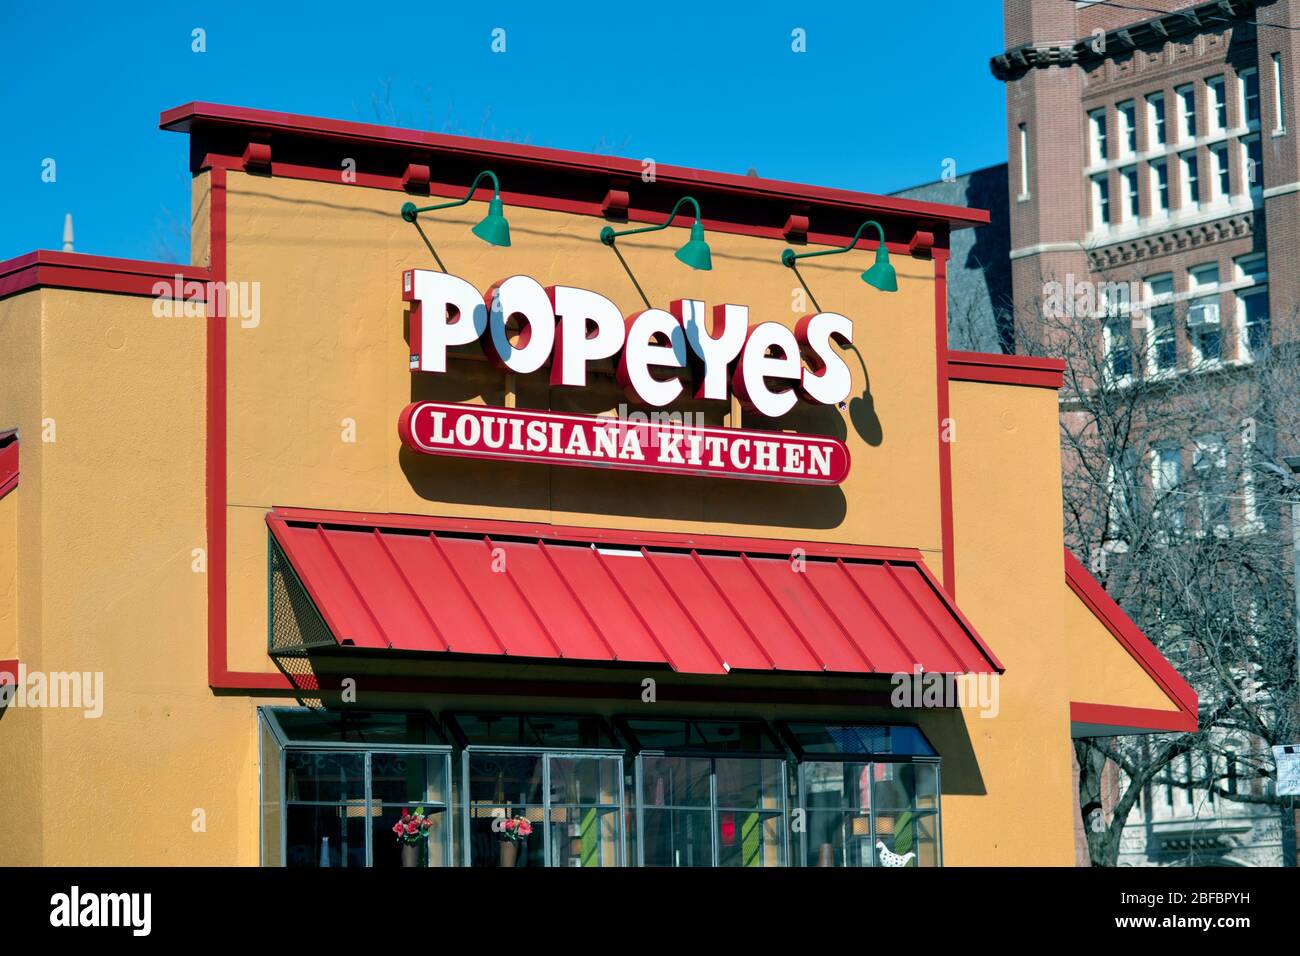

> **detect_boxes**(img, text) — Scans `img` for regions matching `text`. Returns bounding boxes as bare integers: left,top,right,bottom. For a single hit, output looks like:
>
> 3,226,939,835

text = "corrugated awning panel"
267,508,1002,677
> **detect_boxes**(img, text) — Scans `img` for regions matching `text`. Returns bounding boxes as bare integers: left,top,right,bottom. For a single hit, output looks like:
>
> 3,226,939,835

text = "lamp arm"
601,196,701,245
781,219,886,267
403,170,501,220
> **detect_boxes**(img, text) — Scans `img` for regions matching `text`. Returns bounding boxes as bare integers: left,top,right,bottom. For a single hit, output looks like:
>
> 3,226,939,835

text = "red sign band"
397,402,850,485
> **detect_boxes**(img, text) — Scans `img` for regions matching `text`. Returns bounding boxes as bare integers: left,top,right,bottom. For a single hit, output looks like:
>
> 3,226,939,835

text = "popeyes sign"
397,269,853,485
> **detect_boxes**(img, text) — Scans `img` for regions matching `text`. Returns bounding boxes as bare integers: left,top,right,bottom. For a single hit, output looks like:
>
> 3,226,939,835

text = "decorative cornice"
991,0,1258,81
1085,211,1257,269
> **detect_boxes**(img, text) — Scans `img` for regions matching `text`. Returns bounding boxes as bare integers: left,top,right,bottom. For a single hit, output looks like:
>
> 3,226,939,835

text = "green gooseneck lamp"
780,219,898,292
400,170,511,247
599,196,712,271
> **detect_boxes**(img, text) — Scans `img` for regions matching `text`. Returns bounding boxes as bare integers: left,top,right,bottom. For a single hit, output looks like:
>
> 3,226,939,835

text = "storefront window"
259,708,453,868
781,722,942,867
624,718,789,867
447,713,625,867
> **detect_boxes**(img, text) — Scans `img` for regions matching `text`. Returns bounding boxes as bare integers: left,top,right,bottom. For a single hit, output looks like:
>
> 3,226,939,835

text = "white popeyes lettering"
617,309,686,407
673,299,748,401
549,285,625,387
484,275,555,374
733,323,802,418
402,269,854,413
796,312,854,406
404,271,488,373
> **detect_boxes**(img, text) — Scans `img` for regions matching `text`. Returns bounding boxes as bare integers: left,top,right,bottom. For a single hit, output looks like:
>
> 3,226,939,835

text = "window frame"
1179,150,1200,209
1271,53,1284,133
1091,173,1112,231
622,717,790,868
446,712,627,868
1177,83,1197,141
1121,164,1140,221
1238,66,1260,127
1150,158,1170,216
1147,91,1167,148
259,707,455,869
1208,142,1231,201
1117,100,1138,157
779,722,942,869
1237,286,1270,363
1206,75,1227,133
1089,107,1109,164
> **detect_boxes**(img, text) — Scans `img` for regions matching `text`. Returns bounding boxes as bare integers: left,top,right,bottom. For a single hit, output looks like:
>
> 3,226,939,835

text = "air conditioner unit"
1187,302,1220,326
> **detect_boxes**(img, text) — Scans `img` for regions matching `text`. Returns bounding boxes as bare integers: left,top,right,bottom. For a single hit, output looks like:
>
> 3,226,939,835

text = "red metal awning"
266,508,1002,677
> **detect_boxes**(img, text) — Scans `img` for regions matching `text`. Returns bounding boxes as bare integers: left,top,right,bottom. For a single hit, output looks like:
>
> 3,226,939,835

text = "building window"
1179,151,1199,208
1089,108,1109,164
1177,83,1197,140
782,723,941,868
1238,288,1270,360
449,713,625,867
1235,252,1267,283
259,708,454,868
1152,443,1184,534
1149,305,1177,373
1018,123,1030,196
1206,75,1227,132
623,718,789,867
1150,158,1170,215
1186,264,1220,364
1241,134,1263,192
1118,100,1137,156
1091,174,1111,230
1194,435,1229,535
1147,91,1167,147
1104,318,1132,380
1272,53,1285,132
1239,67,1260,127
1209,143,1230,200
1121,165,1140,221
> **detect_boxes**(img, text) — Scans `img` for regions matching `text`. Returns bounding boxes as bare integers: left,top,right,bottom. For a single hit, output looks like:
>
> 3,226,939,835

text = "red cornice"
158,102,988,251
946,351,1066,390
1064,548,1199,734
0,250,211,302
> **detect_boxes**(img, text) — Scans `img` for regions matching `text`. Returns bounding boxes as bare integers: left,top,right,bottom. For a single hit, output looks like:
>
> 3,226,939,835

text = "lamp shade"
471,196,512,247
674,220,712,271
860,244,897,292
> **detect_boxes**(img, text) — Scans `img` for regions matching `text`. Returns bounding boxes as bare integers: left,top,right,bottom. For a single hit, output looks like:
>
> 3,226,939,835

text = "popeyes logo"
398,269,854,484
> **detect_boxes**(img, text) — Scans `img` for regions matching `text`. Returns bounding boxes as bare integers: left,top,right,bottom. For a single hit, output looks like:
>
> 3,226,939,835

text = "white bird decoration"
876,840,916,867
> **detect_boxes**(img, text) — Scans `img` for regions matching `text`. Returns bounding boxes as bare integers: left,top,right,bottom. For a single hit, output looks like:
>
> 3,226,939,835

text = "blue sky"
0,2,1007,264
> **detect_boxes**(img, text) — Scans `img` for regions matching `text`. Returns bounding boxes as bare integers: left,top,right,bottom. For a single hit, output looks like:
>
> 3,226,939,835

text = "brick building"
992,0,1297,866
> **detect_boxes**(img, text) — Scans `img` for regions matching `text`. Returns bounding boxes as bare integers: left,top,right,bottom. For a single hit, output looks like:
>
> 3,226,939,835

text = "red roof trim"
1070,702,1198,735
947,351,1066,390
1064,548,1198,732
266,507,1004,677
0,431,17,502
270,506,931,564
160,102,989,232
0,250,211,303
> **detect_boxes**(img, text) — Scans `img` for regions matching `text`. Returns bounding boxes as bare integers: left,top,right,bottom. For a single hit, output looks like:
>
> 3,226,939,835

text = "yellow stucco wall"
0,159,1162,867
1065,583,1180,713
945,379,1076,865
